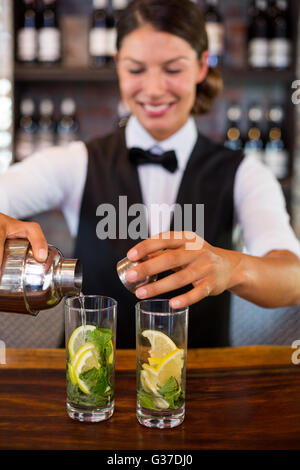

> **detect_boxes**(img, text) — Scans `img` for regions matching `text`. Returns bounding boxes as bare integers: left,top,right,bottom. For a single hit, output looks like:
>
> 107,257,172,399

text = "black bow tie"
128,147,178,173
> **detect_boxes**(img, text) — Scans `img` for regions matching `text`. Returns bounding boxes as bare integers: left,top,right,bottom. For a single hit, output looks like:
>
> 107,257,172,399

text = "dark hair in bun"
116,0,223,115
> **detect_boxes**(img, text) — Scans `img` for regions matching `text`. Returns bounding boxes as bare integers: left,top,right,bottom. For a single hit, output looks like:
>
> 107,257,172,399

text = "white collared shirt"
0,115,299,258
126,116,198,236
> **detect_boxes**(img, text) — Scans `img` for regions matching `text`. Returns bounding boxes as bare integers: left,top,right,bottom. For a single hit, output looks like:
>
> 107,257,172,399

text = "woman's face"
116,24,208,141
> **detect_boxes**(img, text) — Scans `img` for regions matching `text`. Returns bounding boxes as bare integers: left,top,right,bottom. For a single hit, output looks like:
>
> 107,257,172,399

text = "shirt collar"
125,115,198,171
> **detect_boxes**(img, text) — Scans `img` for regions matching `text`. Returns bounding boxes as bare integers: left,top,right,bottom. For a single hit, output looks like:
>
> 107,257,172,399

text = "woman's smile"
138,101,177,118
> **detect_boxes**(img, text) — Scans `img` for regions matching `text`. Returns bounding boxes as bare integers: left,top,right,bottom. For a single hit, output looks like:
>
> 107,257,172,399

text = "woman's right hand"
0,213,48,266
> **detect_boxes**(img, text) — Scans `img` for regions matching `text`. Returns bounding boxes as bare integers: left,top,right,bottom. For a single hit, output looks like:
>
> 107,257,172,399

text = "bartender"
0,0,300,348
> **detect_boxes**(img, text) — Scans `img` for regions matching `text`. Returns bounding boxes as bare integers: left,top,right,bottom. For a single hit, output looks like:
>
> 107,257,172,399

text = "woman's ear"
114,52,119,68
196,50,209,84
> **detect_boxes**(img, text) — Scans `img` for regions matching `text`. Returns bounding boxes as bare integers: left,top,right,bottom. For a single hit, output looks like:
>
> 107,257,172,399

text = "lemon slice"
154,397,169,410
73,348,100,394
106,339,114,364
142,330,177,358
148,357,163,367
140,370,160,396
156,348,184,386
71,341,95,368
68,325,96,360
67,362,77,385
142,363,159,375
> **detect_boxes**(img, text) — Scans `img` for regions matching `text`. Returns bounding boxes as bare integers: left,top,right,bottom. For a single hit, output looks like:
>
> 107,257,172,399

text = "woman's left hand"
125,231,242,308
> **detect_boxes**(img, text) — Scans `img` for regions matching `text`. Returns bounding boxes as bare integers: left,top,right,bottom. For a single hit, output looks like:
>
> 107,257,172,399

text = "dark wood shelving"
220,67,296,84
14,64,118,82
14,63,296,84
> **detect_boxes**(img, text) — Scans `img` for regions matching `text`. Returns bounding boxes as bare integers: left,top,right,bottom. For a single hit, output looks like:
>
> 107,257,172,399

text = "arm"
0,141,87,223
124,232,300,309
0,141,87,261
228,248,300,308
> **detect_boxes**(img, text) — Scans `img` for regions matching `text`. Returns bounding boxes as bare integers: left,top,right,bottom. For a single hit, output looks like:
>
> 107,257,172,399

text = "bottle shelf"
14,64,118,82
14,63,296,84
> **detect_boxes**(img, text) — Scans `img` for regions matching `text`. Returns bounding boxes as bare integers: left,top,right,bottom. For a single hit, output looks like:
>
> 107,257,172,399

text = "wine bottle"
17,0,37,64
204,0,225,67
244,104,265,162
224,104,243,151
57,98,79,146
107,0,128,62
105,0,117,64
248,0,269,68
269,0,291,69
89,0,108,67
36,98,56,151
38,0,61,65
15,98,37,161
264,104,288,179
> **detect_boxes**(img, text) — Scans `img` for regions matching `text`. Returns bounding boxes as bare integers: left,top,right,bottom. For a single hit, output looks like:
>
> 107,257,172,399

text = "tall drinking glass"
136,299,188,429
65,295,117,422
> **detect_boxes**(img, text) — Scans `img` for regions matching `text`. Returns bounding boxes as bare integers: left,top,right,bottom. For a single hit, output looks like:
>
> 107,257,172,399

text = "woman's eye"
166,69,182,74
128,69,144,74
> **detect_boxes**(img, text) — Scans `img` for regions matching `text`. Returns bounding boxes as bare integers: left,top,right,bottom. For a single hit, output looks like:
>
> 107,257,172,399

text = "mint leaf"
158,376,184,410
138,390,160,411
92,368,109,395
67,368,111,408
85,328,112,351
79,367,99,389
158,376,178,395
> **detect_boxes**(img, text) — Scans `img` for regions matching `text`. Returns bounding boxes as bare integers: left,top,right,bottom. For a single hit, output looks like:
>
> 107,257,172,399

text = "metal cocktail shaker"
116,256,157,293
0,238,82,315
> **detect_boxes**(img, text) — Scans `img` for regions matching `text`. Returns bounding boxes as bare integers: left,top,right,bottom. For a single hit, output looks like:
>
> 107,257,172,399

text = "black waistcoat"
74,126,244,348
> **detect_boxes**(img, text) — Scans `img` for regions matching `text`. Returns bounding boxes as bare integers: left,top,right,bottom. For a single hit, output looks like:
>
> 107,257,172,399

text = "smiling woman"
0,0,299,349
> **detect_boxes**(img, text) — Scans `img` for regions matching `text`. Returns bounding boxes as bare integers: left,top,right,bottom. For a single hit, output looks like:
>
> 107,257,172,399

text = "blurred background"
0,0,300,347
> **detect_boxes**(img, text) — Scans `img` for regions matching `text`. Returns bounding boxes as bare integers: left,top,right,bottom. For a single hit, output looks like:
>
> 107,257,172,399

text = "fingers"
169,282,212,309
135,261,211,300
125,248,199,283
0,213,48,265
0,228,6,267
25,222,48,262
127,231,204,261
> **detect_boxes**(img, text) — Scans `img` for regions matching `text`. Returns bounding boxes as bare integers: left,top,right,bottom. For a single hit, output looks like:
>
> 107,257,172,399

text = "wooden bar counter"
1,346,300,450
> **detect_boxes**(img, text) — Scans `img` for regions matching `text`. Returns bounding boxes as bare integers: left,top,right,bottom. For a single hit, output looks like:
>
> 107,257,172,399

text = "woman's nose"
144,71,165,97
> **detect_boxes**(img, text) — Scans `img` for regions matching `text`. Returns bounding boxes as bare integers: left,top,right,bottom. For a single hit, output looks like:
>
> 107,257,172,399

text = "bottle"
35,98,56,151
269,0,291,69
107,0,128,62
264,104,288,179
0,238,82,315
112,0,128,16
38,0,61,65
89,0,108,67
224,104,244,151
248,0,269,68
57,98,79,146
17,0,37,64
244,104,265,162
15,98,37,161
204,0,225,67
105,1,117,65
